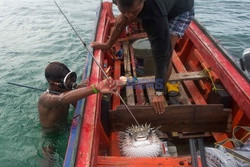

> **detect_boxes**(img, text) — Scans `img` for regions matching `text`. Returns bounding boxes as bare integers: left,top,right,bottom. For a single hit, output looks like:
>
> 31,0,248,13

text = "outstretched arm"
59,78,117,104
40,78,117,108
59,85,95,104
91,14,128,50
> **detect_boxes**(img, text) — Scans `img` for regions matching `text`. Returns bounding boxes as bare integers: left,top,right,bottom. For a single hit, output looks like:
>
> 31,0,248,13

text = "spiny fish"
119,124,163,157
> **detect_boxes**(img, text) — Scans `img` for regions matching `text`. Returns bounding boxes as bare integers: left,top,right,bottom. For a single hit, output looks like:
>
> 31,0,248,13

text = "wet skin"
38,78,117,129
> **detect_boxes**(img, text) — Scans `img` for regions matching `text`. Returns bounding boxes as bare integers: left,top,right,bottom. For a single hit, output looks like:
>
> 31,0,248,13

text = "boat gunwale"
63,0,103,166
192,19,250,83
74,1,113,167
187,20,250,119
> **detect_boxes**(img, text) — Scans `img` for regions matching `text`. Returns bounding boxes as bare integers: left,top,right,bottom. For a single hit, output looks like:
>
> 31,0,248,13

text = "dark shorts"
169,8,195,37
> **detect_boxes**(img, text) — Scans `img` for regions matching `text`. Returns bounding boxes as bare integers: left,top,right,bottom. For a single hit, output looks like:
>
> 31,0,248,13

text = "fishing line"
54,1,140,126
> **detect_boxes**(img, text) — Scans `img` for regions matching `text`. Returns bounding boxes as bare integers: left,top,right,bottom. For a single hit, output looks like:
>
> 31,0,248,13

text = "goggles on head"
63,71,77,90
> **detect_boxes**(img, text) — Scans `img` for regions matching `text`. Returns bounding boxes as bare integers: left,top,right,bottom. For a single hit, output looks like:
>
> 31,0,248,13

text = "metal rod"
54,1,140,126
116,93,139,125
189,138,198,167
198,138,207,167
7,82,60,95
54,1,107,78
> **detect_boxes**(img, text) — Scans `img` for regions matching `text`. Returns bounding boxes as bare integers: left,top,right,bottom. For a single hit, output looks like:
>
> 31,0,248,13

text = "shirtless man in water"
38,62,117,165
38,62,116,131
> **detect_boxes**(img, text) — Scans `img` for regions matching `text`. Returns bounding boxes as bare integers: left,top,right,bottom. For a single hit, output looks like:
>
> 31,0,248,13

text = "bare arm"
58,85,94,104
59,77,117,104
39,86,95,108
39,78,117,108
91,14,129,50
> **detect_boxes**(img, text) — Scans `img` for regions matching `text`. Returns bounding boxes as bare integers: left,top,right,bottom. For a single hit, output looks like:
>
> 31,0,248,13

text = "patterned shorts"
169,8,195,37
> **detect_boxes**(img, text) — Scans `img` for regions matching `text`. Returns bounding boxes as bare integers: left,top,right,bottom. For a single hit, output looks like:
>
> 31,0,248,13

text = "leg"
170,34,179,51
41,141,55,167
40,127,57,167
165,34,179,82
167,8,195,98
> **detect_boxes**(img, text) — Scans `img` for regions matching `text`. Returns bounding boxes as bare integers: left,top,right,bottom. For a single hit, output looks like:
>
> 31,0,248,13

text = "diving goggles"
63,71,78,90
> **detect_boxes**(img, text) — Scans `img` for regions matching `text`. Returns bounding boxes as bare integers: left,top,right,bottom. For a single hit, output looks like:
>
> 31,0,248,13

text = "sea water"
0,0,249,166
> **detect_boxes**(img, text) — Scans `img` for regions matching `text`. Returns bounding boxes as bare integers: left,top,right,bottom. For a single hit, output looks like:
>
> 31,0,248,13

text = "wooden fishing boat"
64,1,250,166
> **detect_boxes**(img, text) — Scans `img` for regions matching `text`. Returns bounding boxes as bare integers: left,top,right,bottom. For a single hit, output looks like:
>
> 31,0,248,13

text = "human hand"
152,95,167,114
95,77,117,94
90,42,111,50
77,79,89,88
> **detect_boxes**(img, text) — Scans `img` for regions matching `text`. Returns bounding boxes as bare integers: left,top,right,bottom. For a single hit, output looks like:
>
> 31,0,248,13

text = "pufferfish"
119,124,163,157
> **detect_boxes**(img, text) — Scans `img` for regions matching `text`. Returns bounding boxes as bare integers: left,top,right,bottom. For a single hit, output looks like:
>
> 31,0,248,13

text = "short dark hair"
45,62,70,83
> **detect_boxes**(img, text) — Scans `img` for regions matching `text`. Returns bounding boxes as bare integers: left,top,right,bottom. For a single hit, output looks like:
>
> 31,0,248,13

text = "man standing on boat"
91,0,194,114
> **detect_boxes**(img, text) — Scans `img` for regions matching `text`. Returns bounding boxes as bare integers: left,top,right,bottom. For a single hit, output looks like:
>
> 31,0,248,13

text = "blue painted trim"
63,1,103,167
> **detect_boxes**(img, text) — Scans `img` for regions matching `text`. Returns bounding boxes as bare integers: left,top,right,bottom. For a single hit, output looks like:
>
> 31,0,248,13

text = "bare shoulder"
38,92,61,108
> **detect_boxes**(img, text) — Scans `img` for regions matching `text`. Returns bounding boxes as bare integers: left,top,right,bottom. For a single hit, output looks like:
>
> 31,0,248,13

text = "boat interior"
78,2,249,166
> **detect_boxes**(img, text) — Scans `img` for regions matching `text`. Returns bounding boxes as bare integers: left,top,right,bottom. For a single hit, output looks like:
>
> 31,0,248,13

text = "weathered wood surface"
123,42,135,105
171,69,191,105
129,45,146,105
125,71,208,87
109,104,231,132
145,83,155,104
112,60,121,109
97,156,193,166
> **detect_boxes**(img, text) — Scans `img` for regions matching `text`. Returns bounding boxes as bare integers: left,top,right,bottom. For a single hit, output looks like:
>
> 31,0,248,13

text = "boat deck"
96,32,232,166
101,34,231,155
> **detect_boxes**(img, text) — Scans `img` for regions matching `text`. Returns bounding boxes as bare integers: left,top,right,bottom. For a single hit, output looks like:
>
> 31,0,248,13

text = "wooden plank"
125,71,208,86
226,109,232,133
172,50,233,147
123,42,132,76
174,81,191,105
97,156,194,166
109,104,230,132
170,71,208,81
170,69,200,138
188,22,250,119
109,132,121,156
232,108,244,128
193,49,220,82
98,121,110,155
172,52,207,104
171,69,191,105
129,44,146,105
187,60,209,93
146,83,155,104
112,60,121,110
178,132,211,139
124,41,135,105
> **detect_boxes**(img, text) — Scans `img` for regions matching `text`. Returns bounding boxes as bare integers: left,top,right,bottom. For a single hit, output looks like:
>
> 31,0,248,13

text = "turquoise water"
195,0,250,58
0,0,249,166
0,0,98,166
